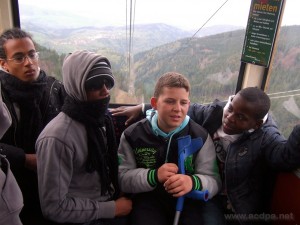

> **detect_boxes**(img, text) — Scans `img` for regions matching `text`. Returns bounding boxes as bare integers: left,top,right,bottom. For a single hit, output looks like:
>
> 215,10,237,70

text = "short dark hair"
238,87,270,120
0,28,33,59
153,72,190,98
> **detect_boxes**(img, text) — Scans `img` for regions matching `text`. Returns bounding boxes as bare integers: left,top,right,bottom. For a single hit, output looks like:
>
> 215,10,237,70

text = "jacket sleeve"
0,155,23,225
188,103,208,124
36,137,115,223
193,134,221,199
0,143,26,174
52,79,66,112
263,123,300,170
57,80,67,109
118,133,156,193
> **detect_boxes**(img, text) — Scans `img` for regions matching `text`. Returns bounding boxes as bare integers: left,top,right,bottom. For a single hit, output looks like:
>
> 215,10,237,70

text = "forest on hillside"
36,25,300,137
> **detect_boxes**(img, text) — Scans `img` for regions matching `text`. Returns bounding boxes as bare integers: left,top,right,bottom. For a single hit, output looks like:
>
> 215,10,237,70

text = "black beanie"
85,58,115,90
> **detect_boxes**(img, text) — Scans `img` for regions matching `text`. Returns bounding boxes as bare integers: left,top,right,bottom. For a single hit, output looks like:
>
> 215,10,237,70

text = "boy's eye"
14,56,24,62
165,99,174,104
237,115,243,120
28,52,35,58
236,114,246,121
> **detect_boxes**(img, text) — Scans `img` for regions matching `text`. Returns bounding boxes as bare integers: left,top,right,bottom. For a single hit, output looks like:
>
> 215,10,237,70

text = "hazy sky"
19,0,299,30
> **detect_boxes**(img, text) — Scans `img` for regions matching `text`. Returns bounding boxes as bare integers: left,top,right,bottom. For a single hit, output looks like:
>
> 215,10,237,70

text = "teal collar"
146,109,190,138
146,109,189,163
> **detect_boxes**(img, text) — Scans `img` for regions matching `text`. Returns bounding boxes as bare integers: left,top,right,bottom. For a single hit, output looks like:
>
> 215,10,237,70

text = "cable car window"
267,0,300,137
18,0,300,137
18,0,250,103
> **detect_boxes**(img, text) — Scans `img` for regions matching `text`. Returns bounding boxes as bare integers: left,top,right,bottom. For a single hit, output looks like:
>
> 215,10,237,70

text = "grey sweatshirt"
36,50,116,223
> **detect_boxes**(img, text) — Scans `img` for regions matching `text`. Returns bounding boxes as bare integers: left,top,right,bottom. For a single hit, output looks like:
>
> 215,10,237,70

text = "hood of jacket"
62,50,109,101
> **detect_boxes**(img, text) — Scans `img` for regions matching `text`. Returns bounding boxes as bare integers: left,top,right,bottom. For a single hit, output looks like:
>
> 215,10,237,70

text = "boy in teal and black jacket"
118,72,221,225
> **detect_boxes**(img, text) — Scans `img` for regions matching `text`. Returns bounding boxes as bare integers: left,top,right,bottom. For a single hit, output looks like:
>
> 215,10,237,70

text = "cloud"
18,0,299,30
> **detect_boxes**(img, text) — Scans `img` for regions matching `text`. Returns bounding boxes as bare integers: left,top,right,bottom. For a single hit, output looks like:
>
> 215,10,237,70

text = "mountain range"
20,3,242,54
26,19,300,137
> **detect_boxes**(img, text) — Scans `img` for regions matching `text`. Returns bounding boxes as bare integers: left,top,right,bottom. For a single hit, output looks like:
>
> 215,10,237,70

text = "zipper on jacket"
225,141,244,225
41,78,56,122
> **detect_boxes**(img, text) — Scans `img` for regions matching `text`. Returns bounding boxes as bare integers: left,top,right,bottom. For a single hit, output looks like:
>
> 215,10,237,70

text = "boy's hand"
115,197,132,216
164,174,193,197
157,163,178,183
25,153,37,172
110,104,142,126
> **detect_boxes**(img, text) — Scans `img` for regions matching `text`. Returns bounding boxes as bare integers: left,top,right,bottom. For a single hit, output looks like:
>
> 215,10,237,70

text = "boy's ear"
0,59,8,71
150,97,157,109
254,119,263,130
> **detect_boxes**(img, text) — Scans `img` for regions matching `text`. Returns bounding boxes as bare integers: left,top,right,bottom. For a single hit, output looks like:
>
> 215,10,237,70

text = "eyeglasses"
6,52,39,64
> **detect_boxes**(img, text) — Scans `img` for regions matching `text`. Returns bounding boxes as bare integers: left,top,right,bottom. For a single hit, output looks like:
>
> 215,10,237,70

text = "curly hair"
239,87,270,120
0,28,33,59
